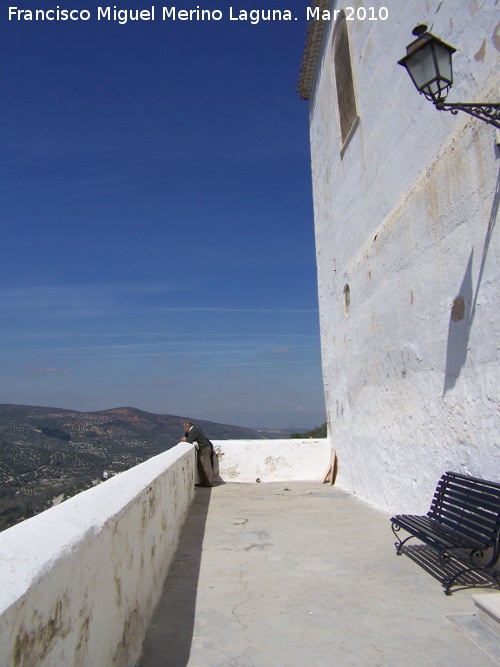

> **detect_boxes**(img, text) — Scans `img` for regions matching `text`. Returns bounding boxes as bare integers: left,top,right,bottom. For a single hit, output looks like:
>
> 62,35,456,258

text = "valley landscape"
0,404,267,531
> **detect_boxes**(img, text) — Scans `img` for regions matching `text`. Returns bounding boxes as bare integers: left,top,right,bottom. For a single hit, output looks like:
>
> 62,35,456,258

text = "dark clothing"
185,425,214,486
185,426,212,450
196,447,213,487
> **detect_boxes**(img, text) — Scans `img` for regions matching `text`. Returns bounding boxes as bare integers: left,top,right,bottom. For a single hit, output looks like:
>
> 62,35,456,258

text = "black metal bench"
391,471,500,594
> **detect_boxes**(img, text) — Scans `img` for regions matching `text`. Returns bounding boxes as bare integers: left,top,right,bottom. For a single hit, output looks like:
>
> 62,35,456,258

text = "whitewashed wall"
0,439,331,666
212,439,330,483
0,443,195,667
309,0,500,512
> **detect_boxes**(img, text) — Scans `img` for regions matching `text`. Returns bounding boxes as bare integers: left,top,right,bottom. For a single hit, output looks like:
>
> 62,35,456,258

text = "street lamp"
398,24,500,129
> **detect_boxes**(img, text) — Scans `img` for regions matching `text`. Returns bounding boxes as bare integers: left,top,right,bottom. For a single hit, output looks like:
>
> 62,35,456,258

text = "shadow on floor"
137,486,213,667
401,544,500,594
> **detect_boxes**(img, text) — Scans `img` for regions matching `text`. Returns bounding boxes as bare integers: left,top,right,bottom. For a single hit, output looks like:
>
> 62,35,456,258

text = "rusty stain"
363,36,372,58
265,456,290,473
113,608,142,665
451,295,465,322
469,0,479,17
410,290,414,305
225,465,240,478
115,575,122,607
493,21,500,52
74,616,90,667
148,486,157,519
474,38,486,61
423,174,440,223
14,598,69,667
74,590,90,667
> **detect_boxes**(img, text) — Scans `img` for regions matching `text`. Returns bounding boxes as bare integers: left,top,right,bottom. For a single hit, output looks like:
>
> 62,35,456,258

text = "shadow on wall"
137,487,212,667
443,167,500,394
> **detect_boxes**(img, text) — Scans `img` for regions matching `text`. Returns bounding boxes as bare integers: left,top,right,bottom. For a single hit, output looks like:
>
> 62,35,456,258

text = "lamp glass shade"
399,32,456,102
403,41,436,91
433,41,454,83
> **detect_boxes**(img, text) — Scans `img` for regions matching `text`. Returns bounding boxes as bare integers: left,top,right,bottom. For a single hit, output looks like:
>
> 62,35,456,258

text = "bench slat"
431,502,500,536
432,497,500,523
429,474,500,545
434,484,500,513
440,480,500,499
433,478,500,501
392,514,488,551
431,516,495,547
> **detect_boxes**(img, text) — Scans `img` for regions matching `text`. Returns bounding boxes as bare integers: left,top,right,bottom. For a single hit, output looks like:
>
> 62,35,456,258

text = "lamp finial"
412,24,428,37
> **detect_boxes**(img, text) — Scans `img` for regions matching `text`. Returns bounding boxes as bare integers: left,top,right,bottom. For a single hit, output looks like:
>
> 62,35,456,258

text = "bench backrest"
428,471,500,548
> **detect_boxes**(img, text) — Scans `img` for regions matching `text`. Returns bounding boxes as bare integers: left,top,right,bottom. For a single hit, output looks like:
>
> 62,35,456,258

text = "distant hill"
290,423,328,439
0,404,265,531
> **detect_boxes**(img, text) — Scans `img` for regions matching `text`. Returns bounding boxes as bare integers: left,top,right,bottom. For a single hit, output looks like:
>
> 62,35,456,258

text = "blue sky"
1,0,325,429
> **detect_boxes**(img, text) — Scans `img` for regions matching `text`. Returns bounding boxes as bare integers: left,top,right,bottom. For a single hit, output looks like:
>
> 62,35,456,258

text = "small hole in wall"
343,284,350,316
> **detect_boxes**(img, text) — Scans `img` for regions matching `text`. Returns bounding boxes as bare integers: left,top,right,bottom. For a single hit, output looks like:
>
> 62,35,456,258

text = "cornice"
296,0,331,100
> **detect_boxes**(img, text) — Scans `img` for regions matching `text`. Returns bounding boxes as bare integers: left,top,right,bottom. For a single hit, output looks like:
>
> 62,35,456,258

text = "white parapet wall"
0,442,196,667
213,439,331,483
0,438,331,666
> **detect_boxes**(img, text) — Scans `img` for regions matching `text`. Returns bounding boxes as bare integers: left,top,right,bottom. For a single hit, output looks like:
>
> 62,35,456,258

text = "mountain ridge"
0,403,266,531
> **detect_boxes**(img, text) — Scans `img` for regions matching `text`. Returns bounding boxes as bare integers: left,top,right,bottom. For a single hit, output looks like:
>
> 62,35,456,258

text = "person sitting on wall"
181,420,214,487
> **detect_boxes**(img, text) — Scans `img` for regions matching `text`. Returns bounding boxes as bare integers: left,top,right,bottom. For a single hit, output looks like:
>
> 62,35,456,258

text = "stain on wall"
451,295,466,322
14,597,70,667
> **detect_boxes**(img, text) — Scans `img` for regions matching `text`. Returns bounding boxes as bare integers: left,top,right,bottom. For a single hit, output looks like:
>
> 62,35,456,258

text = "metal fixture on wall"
398,24,500,129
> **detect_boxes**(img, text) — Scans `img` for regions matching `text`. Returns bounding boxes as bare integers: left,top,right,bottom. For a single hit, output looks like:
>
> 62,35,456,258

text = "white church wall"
308,0,500,512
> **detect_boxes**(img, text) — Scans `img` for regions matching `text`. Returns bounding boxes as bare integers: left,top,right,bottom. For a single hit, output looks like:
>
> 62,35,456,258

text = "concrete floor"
138,481,500,667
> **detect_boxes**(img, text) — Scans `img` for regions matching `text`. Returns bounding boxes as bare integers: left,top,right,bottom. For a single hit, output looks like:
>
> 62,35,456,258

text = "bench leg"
444,565,477,595
391,523,417,555
443,563,500,595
